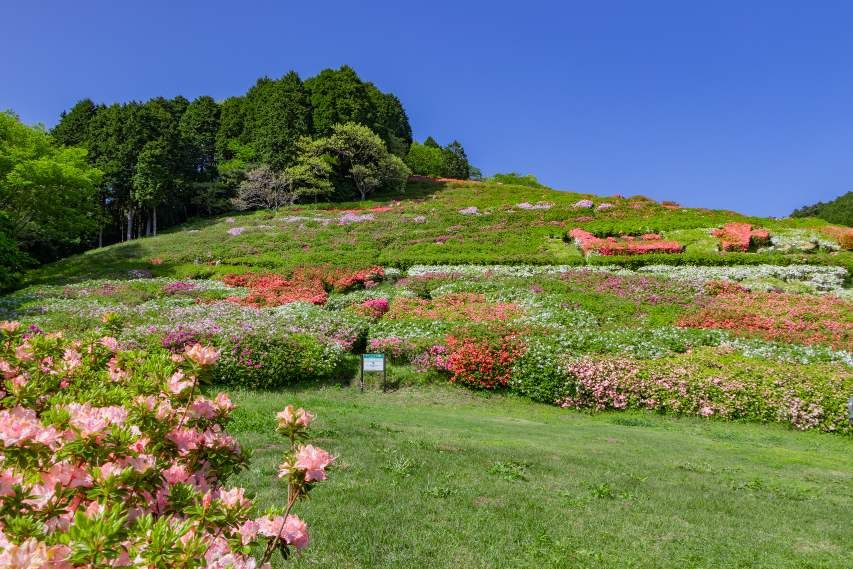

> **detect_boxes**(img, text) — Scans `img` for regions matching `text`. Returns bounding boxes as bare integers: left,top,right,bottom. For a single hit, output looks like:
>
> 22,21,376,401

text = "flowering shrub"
711,222,771,252
569,229,683,256
443,328,525,390
458,207,479,215
555,349,852,433
163,281,197,295
572,200,594,209
227,227,245,237
213,333,346,389
353,298,390,319
337,212,374,225
386,293,522,322
516,202,553,210
678,288,852,350
819,225,853,250
0,323,336,566
368,337,419,363
561,270,701,305
224,272,328,307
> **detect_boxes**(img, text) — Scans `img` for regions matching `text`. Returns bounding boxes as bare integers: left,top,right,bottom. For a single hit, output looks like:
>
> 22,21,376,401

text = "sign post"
361,353,386,392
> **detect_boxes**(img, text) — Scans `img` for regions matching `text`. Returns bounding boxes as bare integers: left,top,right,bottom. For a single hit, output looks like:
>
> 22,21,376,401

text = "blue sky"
3,0,852,216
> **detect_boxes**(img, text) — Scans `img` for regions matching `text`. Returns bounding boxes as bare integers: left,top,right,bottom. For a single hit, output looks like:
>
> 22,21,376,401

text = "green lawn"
226,383,853,568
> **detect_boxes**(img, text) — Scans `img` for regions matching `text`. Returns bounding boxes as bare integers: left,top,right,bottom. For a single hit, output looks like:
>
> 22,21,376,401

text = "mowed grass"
225,383,853,568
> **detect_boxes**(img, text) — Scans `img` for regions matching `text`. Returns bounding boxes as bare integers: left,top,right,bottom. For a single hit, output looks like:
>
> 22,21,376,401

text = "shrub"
509,338,571,402
554,349,852,434
444,327,525,390
213,333,346,389
0,322,336,566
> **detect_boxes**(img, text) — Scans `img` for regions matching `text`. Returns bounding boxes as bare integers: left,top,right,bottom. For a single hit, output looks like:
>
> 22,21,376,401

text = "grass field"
22,180,851,287
227,383,853,568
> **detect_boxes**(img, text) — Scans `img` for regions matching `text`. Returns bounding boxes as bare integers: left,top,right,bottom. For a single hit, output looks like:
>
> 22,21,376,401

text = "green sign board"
362,353,385,372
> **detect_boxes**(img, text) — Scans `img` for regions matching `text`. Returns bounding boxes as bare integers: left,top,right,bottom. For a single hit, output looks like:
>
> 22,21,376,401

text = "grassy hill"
3,178,852,567
25,179,852,285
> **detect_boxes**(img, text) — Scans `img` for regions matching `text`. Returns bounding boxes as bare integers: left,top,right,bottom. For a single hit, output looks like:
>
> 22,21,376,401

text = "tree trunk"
153,206,158,236
98,226,103,248
126,208,134,241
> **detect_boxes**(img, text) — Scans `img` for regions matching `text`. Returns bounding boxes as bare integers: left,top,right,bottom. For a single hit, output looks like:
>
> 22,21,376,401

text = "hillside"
24,179,853,285
792,191,853,227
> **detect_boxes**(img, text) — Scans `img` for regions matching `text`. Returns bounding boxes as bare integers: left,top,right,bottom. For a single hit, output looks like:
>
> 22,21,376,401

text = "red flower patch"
444,332,525,390
711,223,771,252
679,288,852,350
569,229,683,256
223,266,385,307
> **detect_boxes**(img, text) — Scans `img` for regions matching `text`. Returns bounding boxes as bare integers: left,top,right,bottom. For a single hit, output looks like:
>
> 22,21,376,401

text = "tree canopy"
0,112,102,286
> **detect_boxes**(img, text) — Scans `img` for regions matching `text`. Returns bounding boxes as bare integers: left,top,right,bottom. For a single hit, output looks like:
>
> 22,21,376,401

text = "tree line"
0,65,474,287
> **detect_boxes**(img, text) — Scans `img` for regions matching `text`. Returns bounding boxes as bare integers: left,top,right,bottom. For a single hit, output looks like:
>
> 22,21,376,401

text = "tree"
232,159,330,211
405,142,445,177
423,136,441,148
131,139,171,235
243,72,312,170
791,191,852,226
442,140,470,179
180,95,220,178
306,123,410,201
216,96,247,163
305,66,373,138
52,99,99,147
366,86,412,157
0,112,102,263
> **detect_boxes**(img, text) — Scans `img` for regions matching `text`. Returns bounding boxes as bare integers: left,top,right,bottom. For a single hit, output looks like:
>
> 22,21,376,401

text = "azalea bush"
711,222,771,252
0,321,335,567
556,348,852,434
679,288,852,350
213,333,348,389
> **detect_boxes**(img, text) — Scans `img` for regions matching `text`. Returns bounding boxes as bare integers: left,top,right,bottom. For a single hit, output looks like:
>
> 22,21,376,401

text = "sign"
362,353,385,372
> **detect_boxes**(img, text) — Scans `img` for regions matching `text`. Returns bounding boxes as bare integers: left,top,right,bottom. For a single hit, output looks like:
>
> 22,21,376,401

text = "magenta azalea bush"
0,321,333,567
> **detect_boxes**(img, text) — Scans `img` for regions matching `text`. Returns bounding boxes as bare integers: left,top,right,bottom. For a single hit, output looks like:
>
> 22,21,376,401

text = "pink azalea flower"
0,468,22,497
213,393,234,413
41,462,92,490
166,371,194,395
185,343,221,366
189,397,218,419
237,520,259,545
294,445,334,482
167,427,202,455
62,348,82,370
276,405,314,428
15,343,34,361
218,487,251,509
0,359,18,379
257,515,310,549
162,463,190,484
0,321,21,333
99,336,119,351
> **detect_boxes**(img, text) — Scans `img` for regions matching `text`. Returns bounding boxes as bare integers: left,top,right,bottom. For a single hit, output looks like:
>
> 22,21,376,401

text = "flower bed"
386,293,522,322
711,222,771,252
569,229,683,256
555,349,852,433
0,323,335,566
223,267,385,307
678,288,852,350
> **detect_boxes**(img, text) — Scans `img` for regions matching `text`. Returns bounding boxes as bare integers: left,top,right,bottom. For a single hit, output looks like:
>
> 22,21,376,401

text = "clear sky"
3,0,851,216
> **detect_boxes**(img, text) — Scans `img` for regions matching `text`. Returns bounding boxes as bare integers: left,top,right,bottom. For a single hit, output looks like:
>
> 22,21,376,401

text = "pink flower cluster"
0,324,334,567
711,222,771,252
227,226,245,236
516,202,553,210
355,298,390,318
569,229,683,256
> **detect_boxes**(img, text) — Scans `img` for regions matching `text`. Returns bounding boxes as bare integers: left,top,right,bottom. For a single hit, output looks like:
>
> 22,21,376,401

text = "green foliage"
0,112,102,262
242,72,312,170
212,333,347,389
307,122,410,200
304,66,412,156
490,172,545,187
792,191,852,226
404,142,445,177
405,139,472,179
